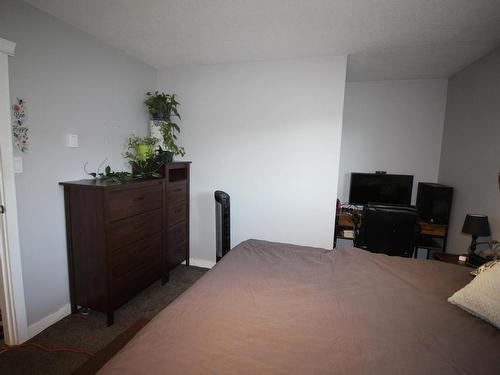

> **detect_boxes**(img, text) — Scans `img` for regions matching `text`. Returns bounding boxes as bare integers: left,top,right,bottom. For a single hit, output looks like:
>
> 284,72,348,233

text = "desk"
334,211,450,257
335,212,359,241
415,220,449,257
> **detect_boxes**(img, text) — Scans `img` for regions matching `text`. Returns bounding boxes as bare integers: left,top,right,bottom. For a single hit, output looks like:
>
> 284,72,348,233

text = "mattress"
98,239,500,374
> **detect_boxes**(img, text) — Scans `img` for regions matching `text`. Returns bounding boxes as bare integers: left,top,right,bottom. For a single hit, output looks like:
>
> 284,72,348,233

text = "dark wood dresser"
162,162,191,269
60,162,190,325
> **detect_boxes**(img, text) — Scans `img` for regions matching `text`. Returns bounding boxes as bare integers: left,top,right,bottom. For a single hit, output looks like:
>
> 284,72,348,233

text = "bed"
98,239,500,374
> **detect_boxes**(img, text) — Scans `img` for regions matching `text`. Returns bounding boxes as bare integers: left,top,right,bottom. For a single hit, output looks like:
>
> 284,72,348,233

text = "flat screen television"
348,173,413,205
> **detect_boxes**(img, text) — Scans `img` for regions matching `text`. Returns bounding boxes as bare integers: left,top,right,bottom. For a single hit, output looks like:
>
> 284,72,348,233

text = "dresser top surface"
60,162,190,188
59,178,163,188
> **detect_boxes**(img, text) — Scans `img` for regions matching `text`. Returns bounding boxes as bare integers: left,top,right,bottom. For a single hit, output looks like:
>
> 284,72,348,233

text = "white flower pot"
149,120,166,150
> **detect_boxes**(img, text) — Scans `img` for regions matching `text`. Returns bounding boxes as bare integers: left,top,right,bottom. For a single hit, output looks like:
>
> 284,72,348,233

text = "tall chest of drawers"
61,162,190,325
162,162,191,269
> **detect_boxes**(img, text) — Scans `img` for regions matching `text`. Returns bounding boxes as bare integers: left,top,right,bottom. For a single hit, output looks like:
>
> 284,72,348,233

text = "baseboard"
28,303,71,339
186,258,216,269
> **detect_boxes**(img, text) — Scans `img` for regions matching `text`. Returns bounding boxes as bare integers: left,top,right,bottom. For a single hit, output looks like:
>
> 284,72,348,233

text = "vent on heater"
214,190,230,262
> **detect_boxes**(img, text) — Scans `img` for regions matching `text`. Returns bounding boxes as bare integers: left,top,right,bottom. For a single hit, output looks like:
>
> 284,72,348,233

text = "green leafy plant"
83,135,165,183
84,159,134,183
145,91,180,121
100,166,134,183
123,135,164,178
158,121,186,158
145,91,186,159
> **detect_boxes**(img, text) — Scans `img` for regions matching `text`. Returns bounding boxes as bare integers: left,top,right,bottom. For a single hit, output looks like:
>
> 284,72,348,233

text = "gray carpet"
0,265,208,375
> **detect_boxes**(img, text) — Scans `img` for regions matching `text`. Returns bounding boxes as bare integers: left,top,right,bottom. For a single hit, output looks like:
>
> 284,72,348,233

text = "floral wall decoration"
12,97,29,152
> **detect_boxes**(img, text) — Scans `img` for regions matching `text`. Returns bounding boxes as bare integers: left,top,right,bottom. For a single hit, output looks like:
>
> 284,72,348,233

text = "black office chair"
355,204,419,258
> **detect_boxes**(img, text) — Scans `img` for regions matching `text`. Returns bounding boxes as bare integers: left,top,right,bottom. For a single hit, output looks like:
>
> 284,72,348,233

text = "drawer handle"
136,246,149,253
135,223,146,230
174,209,181,214
134,196,145,202
173,188,182,193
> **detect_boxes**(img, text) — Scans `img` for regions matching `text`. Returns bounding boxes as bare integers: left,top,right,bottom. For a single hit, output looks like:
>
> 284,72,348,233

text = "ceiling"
25,0,500,81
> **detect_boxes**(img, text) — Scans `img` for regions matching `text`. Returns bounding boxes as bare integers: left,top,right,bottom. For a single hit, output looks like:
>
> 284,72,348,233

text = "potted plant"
123,135,164,178
145,91,186,162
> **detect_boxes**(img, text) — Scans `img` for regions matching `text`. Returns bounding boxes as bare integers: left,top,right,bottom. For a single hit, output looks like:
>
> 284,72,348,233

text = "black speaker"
416,183,453,225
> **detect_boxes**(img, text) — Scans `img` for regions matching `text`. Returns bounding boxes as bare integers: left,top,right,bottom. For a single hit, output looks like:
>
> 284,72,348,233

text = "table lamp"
462,214,490,265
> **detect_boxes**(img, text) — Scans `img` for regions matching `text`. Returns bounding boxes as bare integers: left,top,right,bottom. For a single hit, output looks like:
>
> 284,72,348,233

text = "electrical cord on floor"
0,342,94,357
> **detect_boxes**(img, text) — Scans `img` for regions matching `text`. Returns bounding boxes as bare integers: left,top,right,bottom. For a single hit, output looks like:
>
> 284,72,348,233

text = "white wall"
157,57,347,263
438,47,500,254
338,79,448,204
0,0,156,327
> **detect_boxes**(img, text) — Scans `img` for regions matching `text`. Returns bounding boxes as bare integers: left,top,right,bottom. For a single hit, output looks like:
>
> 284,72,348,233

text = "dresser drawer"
167,202,187,225
107,210,162,250
106,183,162,222
167,220,187,248
111,261,161,309
167,241,187,268
111,233,162,280
167,181,187,203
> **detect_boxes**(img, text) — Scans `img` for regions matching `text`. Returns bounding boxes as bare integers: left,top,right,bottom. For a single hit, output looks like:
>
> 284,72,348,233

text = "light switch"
66,134,79,148
13,156,23,173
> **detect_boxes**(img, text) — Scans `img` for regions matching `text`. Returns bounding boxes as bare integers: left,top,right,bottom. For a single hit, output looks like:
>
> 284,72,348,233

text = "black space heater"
215,191,231,262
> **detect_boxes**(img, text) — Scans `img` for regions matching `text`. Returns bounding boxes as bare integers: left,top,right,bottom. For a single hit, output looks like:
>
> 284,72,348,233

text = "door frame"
0,37,29,344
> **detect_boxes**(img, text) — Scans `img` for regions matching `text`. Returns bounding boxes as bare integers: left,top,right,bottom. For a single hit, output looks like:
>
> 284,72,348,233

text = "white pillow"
448,262,500,329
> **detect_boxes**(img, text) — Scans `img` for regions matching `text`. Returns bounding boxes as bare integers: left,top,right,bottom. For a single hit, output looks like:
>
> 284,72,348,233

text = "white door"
0,37,28,344
0,146,9,339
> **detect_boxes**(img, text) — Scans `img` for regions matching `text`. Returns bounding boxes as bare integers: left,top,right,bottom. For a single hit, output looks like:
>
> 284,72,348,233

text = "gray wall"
439,47,500,254
0,0,156,325
338,79,448,204
157,57,347,263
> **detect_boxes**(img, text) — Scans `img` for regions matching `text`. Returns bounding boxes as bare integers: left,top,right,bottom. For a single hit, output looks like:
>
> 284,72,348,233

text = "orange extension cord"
0,342,93,357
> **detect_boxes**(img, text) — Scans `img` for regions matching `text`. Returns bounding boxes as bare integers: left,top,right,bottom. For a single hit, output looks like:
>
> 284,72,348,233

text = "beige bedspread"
99,239,500,374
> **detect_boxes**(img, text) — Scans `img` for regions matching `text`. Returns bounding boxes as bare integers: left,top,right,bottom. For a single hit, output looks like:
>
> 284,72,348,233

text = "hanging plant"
145,91,186,161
